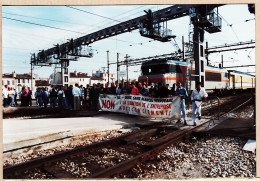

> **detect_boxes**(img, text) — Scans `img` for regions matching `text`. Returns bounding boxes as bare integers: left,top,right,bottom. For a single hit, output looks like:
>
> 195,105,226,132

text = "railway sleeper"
120,128,158,145
43,163,76,178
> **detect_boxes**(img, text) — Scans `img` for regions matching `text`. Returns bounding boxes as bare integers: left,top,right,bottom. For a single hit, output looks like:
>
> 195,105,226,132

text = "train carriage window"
205,71,221,81
201,60,204,72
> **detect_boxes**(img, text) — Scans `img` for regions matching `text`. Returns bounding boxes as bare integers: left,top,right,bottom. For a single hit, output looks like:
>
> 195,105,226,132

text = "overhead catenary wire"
2,12,93,26
3,5,175,55
65,6,122,23
3,16,86,35
218,13,240,42
3,16,157,51
68,5,171,37
92,5,147,26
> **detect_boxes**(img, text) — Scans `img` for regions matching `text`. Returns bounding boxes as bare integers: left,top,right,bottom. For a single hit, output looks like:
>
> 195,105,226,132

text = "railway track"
4,121,210,179
4,93,255,179
201,93,253,118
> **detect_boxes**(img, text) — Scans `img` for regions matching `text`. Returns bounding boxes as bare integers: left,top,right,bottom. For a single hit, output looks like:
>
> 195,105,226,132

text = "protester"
7,87,12,106
21,86,29,106
102,82,110,95
176,81,188,125
14,88,18,106
170,83,176,96
98,83,104,93
34,89,38,106
123,82,131,94
3,85,9,107
27,87,32,106
10,87,15,107
35,88,43,107
65,85,73,110
80,85,84,106
137,82,143,93
109,82,116,94
72,84,81,110
141,84,149,96
83,84,91,110
89,83,99,111
57,86,68,110
49,87,57,109
43,87,49,108
148,83,157,97
191,82,208,126
116,83,123,95
157,82,169,98
131,82,140,95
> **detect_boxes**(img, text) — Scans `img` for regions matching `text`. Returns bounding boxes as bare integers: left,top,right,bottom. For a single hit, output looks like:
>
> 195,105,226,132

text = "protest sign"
99,94,181,119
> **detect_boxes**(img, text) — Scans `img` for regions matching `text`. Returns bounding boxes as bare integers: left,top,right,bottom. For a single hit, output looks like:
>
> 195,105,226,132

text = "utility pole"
125,54,129,83
30,55,33,92
61,60,63,86
182,36,185,62
117,53,120,83
182,36,187,89
221,54,224,68
107,51,110,84
206,41,209,65
193,23,205,88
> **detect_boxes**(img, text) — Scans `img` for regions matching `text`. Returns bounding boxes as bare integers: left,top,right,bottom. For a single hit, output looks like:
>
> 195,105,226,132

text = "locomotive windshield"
141,64,182,75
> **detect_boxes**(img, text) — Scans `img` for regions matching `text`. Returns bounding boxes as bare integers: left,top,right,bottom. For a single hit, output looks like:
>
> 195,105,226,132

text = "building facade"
70,71,91,87
2,71,36,94
51,70,115,87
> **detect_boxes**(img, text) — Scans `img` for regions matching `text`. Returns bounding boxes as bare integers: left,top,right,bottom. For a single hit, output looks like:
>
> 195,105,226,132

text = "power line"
86,5,170,35
2,12,92,26
3,16,171,54
3,46,39,51
65,6,122,23
84,5,148,33
3,16,86,35
3,16,160,51
218,13,240,42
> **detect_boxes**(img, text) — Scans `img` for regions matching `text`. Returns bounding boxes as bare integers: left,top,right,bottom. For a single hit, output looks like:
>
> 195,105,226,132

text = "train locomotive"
138,59,255,93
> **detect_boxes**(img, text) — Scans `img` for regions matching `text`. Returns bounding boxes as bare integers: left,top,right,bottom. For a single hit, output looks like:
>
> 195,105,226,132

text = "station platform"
3,112,149,152
3,111,211,155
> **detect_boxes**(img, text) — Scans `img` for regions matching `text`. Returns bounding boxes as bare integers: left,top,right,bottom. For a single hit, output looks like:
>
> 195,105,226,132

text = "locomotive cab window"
141,64,182,75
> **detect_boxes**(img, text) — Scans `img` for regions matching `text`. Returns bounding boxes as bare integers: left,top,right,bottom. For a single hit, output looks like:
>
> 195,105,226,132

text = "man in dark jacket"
157,82,169,98
90,84,99,111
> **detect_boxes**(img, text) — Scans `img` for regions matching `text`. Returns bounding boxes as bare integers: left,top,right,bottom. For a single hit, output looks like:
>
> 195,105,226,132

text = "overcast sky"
2,4,255,79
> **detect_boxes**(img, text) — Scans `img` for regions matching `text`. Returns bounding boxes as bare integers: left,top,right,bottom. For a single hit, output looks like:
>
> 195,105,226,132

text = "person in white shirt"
72,84,81,110
191,82,208,126
2,85,9,107
10,87,15,107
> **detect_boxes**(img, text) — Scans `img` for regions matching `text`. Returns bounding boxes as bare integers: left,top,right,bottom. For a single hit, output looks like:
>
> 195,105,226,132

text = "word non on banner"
99,94,181,119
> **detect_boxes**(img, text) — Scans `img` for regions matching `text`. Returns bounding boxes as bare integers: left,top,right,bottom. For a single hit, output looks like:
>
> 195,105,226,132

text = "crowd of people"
2,81,208,125
2,85,18,107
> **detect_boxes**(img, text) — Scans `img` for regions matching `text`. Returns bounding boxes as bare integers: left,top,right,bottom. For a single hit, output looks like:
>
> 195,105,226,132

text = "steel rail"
89,120,211,178
3,125,161,178
3,120,209,179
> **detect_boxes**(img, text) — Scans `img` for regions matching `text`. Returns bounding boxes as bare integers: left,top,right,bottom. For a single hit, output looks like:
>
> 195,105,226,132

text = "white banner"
99,94,181,119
